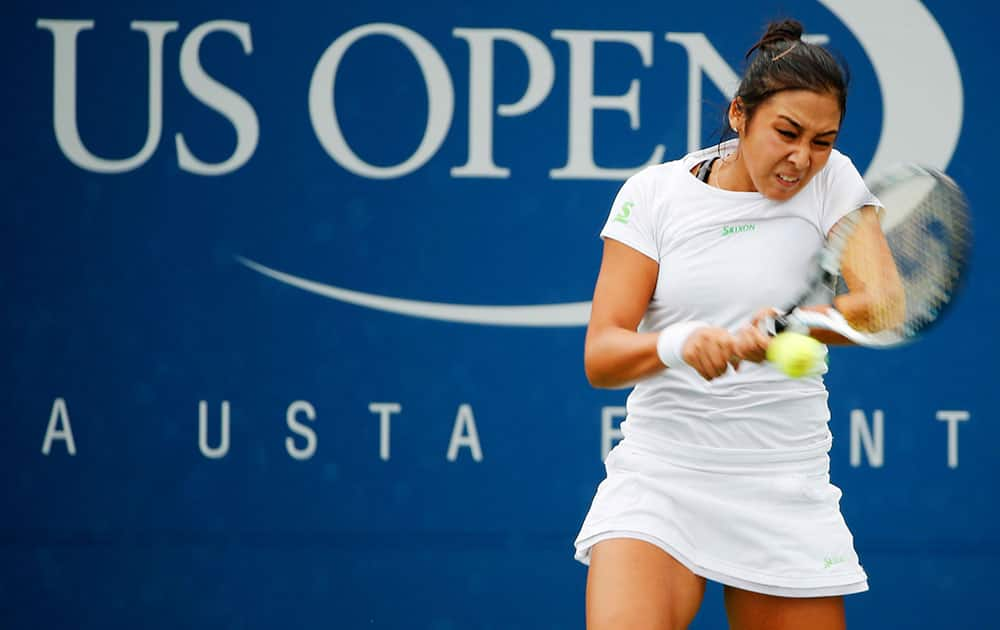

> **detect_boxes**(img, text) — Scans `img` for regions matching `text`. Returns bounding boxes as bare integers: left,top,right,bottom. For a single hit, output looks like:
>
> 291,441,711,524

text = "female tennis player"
575,19,887,630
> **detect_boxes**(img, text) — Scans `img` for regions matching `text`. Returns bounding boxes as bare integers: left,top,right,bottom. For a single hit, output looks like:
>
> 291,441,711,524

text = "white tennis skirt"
574,430,868,598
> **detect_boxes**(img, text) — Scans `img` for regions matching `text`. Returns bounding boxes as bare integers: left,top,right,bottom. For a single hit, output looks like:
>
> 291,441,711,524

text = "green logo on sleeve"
614,201,633,224
721,223,756,236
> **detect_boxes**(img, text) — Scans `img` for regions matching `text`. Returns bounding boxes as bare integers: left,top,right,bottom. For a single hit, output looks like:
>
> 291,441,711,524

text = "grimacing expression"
731,89,842,201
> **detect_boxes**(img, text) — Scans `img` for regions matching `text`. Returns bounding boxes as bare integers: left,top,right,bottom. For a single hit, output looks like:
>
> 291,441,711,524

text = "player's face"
731,90,841,201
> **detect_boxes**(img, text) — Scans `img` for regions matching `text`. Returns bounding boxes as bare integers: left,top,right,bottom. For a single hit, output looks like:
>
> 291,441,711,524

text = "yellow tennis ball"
766,332,825,378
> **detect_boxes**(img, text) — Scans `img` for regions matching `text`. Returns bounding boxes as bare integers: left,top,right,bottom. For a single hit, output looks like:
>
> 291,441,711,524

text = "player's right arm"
584,239,739,387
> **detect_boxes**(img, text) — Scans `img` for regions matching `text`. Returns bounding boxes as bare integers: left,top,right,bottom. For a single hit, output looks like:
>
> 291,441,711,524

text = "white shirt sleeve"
599,169,660,262
818,151,883,236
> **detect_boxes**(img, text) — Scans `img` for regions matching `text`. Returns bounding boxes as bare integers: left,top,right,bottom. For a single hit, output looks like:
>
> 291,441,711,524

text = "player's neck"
711,154,756,193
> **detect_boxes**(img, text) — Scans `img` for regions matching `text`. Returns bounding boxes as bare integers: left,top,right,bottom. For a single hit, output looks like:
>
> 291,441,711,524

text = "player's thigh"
723,585,845,630
586,538,706,630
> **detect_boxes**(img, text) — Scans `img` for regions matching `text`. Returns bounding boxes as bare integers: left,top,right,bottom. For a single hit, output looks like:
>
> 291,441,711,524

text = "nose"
788,141,810,170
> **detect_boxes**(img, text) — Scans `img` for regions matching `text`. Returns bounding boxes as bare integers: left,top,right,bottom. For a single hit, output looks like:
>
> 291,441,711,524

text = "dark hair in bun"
729,18,849,132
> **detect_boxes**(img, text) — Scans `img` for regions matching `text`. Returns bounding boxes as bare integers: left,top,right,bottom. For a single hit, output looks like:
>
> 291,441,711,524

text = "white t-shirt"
601,140,881,451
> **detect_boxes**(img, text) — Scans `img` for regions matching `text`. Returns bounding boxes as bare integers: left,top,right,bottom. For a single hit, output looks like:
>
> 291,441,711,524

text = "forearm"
792,304,856,345
807,327,854,345
584,327,665,389
799,288,905,345
835,205,906,333
833,289,905,333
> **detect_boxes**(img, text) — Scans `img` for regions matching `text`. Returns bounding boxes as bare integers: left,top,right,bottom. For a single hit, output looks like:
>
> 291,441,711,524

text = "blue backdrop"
4,1,997,628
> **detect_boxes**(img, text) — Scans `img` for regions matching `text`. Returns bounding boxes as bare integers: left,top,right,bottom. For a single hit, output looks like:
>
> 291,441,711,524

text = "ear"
729,97,746,135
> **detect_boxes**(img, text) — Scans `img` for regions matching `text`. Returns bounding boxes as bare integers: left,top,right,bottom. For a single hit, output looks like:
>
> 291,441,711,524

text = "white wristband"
656,321,709,368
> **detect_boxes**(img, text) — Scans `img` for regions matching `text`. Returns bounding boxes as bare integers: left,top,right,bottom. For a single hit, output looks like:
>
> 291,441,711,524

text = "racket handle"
758,314,783,336
759,311,807,337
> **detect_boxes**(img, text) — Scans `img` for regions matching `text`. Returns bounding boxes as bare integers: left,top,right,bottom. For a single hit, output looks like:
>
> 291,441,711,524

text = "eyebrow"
778,115,839,137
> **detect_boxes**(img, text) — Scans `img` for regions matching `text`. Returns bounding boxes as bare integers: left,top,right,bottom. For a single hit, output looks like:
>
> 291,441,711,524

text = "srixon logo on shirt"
721,223,756,236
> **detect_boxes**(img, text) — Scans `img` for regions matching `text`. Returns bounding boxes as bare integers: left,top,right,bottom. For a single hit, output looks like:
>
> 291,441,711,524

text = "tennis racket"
765,163,971,347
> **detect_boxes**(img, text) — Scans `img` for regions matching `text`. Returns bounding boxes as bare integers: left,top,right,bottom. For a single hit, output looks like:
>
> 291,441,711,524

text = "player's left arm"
831,205,905,332
781,205,904,346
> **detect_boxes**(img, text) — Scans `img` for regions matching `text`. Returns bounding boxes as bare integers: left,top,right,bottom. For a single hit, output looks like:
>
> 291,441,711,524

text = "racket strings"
836,168,970,338
883,178,970,335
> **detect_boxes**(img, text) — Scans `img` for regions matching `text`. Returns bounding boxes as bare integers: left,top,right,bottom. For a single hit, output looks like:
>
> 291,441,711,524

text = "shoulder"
619,140,741,204
623,145,714,193
821,148,862,178
627,159,681,184
616,162,681,210
625,140,737,183
812,148,867,192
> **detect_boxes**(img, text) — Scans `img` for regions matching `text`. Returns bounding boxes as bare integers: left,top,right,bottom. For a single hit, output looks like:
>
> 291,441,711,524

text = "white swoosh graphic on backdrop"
817,0,963,177
243,0,962,327
237,257,592,327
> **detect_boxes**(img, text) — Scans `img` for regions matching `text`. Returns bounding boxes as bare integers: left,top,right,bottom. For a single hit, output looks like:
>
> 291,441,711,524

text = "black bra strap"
696,157,719,183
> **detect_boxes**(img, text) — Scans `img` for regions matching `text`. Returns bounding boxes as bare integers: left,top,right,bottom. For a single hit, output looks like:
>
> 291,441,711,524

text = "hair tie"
772,41,799,62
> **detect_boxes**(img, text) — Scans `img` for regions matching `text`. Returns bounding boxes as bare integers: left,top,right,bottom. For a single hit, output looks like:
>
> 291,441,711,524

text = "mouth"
775,173,801,188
